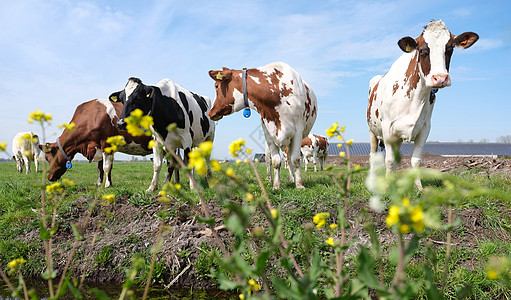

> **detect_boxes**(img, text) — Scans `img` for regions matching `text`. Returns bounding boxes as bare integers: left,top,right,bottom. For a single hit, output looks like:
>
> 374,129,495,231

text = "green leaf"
71,223,83,241
254,251,270,275
67,280,83,299
196,216,216,226
39,222,50,240
357,247,380,289
89,288,111,300
224,215,244,235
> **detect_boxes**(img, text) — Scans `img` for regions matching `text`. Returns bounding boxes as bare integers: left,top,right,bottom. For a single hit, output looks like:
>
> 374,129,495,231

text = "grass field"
1,158,511,299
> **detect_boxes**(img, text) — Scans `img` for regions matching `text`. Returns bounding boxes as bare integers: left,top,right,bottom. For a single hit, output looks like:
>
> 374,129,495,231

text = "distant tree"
496,135,511,143
479,138,489,143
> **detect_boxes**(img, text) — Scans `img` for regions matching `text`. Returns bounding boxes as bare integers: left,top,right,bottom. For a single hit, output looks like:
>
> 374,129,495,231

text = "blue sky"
0,0,509,160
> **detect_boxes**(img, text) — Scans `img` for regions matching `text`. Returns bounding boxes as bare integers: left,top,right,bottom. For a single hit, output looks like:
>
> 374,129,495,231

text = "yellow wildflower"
270,209,278,219
353,164,361,171
246,192,254,202
188,148,207,175
46,182,63,194
58,122,76,131
21,133,38,143
0,142,6,151
326,122,338,138
148,140,156,149
385,205,400,227
226,167,235,177
125,109,153,137
339,151,346,158
346,139,354,146
329,223,338,229
102,194,116,204
28,110,52,124
246,148,252,154
105,135,126,154
229,138,246,157
239,294,245,300
487,269,498,280
248,279,261,291
211,160,222,172
313,212,330,229
8,258,26,274
62,179,75,187
340,126,346,132
326,237,335,246
174,183,181,190
198,141,213,156
399,224,411,234
236,159,242,164
402,197,410,208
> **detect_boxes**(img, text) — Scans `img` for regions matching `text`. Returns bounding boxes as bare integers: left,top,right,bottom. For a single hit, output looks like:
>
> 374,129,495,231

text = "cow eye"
215,84,219,89
419,48,429,56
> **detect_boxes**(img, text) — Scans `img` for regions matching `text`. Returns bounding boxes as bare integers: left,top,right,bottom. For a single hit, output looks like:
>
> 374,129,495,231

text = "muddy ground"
20,154,511,291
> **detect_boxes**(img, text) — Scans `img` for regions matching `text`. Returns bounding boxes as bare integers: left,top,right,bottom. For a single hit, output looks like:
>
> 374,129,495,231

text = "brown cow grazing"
41,99,172,188
367,20,478,189
209,62,317,189
301,134,329,172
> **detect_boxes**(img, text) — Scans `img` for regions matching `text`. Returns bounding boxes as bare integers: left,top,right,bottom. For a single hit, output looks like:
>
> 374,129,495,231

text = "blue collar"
242,68,251,118
57,138,72,169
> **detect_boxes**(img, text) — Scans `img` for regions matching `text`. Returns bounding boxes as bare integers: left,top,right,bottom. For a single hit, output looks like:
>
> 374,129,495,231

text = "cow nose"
117,119,127,130
431,73,451,88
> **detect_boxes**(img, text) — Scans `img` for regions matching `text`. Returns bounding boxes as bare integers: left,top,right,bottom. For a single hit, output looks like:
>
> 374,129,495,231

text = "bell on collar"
66,161,73,169
243,108,251,118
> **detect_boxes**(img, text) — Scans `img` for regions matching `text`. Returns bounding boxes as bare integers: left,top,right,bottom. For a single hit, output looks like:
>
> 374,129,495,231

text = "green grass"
1,160,511,298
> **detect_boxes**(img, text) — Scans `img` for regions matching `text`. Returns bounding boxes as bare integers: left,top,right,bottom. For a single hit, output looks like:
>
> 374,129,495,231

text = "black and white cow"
112,77,215,189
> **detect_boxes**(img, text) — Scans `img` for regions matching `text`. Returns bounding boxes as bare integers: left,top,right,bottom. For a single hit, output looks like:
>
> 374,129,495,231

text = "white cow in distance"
12,132,41,173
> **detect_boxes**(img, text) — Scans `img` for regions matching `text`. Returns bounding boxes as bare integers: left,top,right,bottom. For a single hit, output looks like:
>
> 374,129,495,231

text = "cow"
366,20,478,189
113,77,215,189
40,99,167,189
12,132,41,173
301,134,329,172
208,62,317,189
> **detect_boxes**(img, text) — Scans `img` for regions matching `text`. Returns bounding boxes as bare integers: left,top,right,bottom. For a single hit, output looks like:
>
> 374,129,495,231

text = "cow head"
115,77,155,130
39,142,67,181
398,20,478,89
208,68,240,121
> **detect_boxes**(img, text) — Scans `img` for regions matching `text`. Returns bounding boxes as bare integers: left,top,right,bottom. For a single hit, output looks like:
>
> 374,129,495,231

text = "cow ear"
454,32,479,49
209,69,232,81
109,91,121,103
146,86,155,99
398,36,418,53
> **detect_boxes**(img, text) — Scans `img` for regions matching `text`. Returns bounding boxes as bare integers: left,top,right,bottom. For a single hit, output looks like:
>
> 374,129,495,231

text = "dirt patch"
17,155,511,291
329,153,511,174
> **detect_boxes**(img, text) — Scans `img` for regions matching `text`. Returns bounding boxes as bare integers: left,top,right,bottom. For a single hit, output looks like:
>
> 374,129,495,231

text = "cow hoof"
146,186,157,192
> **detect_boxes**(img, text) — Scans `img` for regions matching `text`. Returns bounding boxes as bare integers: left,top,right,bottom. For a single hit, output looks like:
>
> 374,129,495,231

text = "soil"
18,154,511,292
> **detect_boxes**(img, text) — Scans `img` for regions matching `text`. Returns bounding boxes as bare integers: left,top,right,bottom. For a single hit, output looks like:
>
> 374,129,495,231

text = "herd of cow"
11,20,478,191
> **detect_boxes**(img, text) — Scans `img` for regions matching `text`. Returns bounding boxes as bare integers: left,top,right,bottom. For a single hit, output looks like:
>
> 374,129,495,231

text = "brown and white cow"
209,62,317,189
40,99,168,188
301,134,329,172
367,20,478,189
12,132,41,173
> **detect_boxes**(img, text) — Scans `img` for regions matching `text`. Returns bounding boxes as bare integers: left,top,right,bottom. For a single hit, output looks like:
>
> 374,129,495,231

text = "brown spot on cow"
367,80,380,122
392,82,399,95
375,109,379,119
404,51,421,98
301,136,312,147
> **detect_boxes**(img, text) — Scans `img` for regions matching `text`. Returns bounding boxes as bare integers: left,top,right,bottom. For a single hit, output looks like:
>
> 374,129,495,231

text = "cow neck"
148,91,157,117
57,137,72,167
242,68,251,118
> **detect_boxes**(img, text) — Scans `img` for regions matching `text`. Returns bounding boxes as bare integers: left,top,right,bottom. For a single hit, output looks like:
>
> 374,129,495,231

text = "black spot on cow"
178,91,193,125
189,127,194,140
191,93,211,137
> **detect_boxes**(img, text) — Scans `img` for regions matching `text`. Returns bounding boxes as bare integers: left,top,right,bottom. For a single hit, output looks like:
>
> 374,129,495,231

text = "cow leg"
14,156,23,173
289,137,304,189
34,153,39,173
183,147,197,189
148,144,164,192
22,155,31,174
369,131,379,173
265,144,273,183
303,155,308,172
384,139,402,174
411,125,431,191
174,149,181,183
102,152,114,188
97,160,104,186
313,152,318,172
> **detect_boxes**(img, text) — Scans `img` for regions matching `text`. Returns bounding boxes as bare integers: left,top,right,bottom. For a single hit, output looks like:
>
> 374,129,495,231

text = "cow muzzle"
117,119,127,130
430,73,451,88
